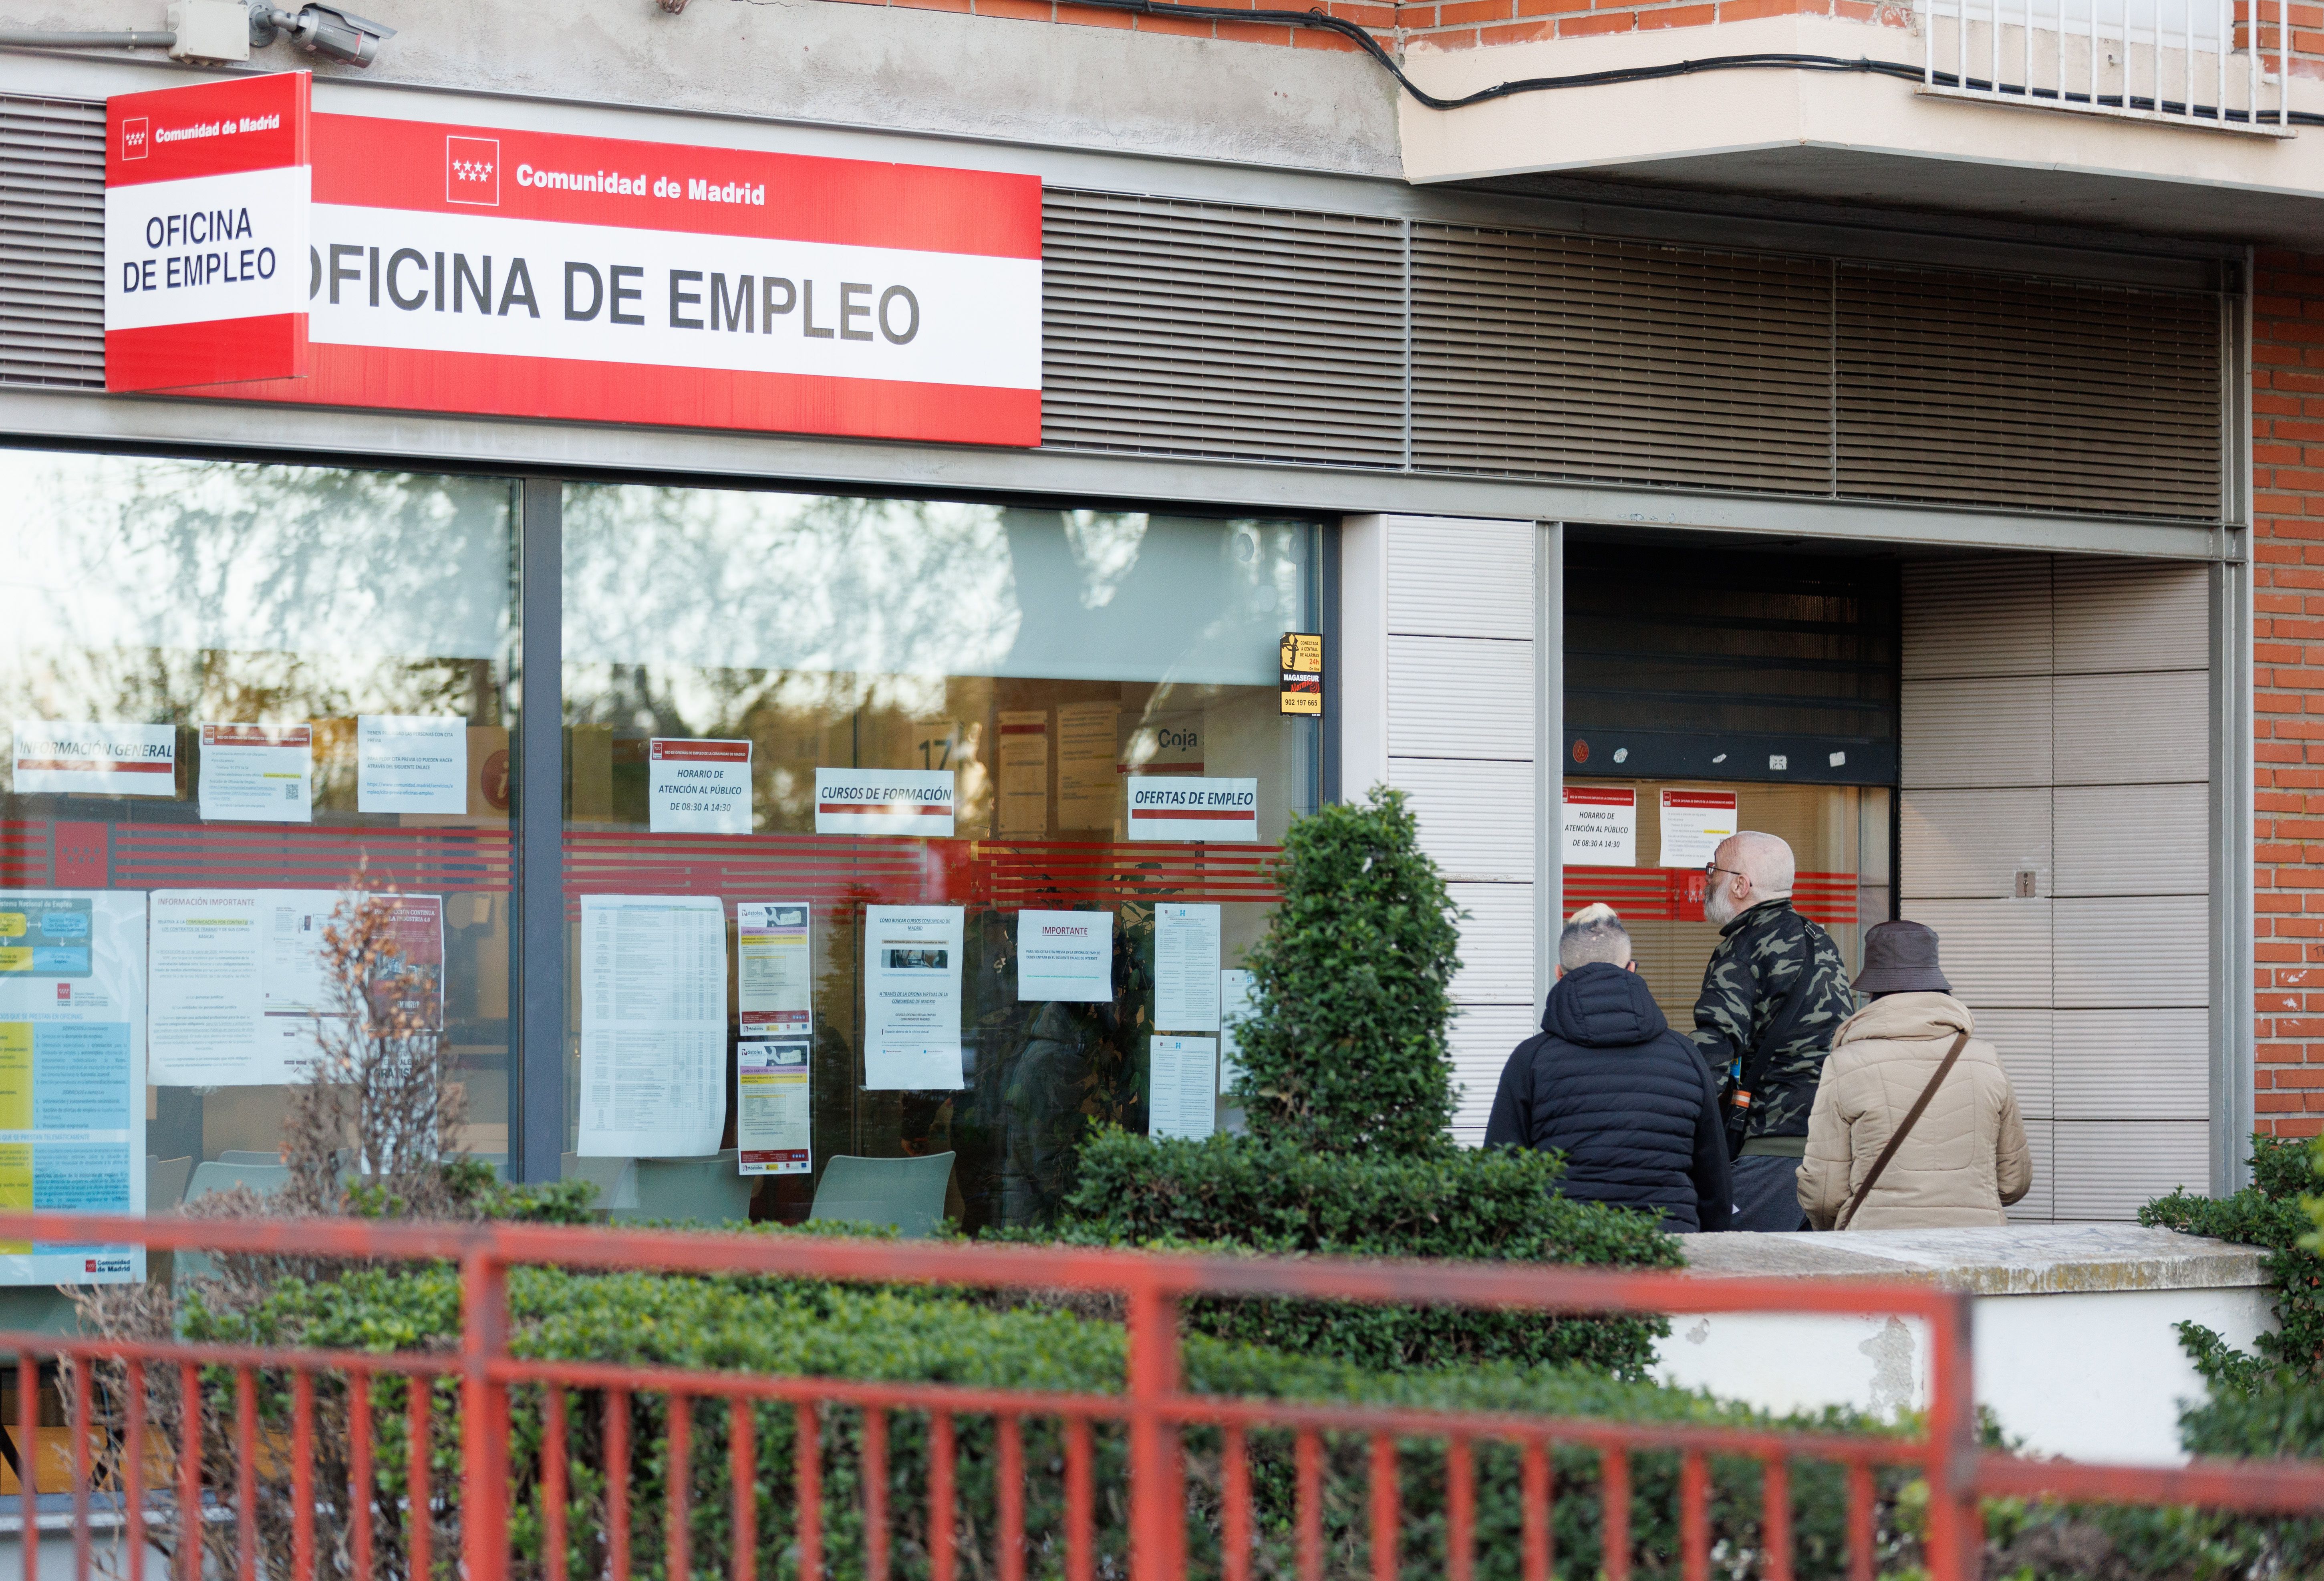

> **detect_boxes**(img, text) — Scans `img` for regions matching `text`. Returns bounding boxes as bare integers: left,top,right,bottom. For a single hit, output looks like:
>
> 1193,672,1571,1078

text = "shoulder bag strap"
1835,1030,1972,1233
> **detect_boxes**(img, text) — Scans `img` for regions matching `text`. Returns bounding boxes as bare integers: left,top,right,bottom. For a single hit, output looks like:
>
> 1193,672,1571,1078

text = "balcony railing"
1919,0,2294,133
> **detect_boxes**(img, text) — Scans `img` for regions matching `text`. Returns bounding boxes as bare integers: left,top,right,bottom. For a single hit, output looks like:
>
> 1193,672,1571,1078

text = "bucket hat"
1853,919,1951,996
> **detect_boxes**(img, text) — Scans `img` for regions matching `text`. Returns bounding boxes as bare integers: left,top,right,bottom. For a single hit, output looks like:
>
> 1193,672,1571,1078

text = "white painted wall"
1653,1282,2273,1464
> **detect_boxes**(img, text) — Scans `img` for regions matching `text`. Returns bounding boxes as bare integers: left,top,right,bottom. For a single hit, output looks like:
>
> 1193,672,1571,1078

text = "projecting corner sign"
103,74,1044,447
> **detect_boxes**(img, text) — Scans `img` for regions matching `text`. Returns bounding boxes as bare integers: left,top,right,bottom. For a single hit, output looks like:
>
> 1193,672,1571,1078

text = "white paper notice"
1127,777,1258,843
996,711,1049,836
1154,903,1222,1032
815,769,957,837
737,1036,811,1176
1148,1035,1218,1141
1658,789,1740,869
650,738,753,834
863,905,965,1090
149,890,446,1087
1218,968,1254,1095
578,895,726,1158
1562,786,1636,866
1016,910,1112,1003
736,902,812,1037
0,891,147,1286
357,716,467,814
12,722,176,798
1055,702,1120,831
198,724,313,824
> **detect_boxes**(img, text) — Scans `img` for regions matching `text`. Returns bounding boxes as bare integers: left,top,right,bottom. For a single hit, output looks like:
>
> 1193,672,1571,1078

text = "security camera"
248,2,395,65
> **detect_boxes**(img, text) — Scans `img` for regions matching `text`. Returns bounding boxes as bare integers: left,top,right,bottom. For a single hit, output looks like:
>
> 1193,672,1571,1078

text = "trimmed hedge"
1037,1128,1679,1376
188,1252,1906,1581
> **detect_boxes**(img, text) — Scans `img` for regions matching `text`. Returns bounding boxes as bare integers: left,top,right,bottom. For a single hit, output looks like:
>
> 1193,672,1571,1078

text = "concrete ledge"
1673,1224,2269,1297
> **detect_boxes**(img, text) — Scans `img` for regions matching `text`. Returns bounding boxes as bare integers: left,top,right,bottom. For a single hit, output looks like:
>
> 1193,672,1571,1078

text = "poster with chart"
0,891,145,1286
737,1036,811,1176
147,890,443,1087
578,894,726,1157
736,902,811,1036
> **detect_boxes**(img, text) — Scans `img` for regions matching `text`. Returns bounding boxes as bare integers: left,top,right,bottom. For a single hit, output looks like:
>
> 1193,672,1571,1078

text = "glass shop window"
0,448,520,1262
559,486,1321,1233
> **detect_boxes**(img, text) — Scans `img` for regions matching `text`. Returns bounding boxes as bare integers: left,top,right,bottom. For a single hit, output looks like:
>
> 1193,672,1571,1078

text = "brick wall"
2253,249,2324,1139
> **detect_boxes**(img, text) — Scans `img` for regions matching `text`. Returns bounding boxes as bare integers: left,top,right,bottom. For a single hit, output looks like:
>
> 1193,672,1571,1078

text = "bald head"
1705,830,1794,926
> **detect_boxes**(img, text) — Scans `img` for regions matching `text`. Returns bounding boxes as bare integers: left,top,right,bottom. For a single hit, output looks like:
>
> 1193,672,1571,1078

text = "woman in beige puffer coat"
1796,920,2031,1231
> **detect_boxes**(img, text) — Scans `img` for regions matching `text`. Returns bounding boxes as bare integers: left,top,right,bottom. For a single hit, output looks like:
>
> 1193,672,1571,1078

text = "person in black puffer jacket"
1483,904,1732,1233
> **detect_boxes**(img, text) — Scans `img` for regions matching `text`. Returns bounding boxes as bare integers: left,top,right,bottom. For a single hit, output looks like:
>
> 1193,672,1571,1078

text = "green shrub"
1041,1127,1678,1376
187,1255,1905,1581
2141,1134,2324,1387
1970,1137,2324,1579
1233,785,1462,1157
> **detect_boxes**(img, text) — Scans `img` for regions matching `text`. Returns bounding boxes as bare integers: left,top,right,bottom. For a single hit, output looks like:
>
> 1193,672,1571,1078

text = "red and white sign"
814,768,955,836
105,73,311,392
105,81,1045,445
1561,785,1635,866
650,738,753,835
197,722,314,824
1127,777,1259,843
12,722,178,798
1658,788,1739,869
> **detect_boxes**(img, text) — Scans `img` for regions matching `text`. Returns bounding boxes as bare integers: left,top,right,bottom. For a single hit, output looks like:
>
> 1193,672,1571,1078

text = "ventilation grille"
1837,264,2223,518
1410,226,1835,493
1040,189,1406,467
0,94,104,389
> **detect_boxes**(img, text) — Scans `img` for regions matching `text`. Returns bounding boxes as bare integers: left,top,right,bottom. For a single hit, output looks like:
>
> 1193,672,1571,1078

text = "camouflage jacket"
1690,897,1856,1140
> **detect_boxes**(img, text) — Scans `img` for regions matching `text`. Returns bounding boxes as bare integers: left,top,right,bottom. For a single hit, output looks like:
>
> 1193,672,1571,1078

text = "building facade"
0,0,2289,1235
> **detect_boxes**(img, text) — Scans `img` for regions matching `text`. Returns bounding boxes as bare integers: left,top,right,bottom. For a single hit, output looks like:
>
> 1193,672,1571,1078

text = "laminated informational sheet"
1561,785,1635,866
197,724,313,824
12,722,177,799
736,902,812,1037
1218,968,1254,1095
1154,903,1221,1032
356,716,468,814
148,890,445,1086
1055,702,1119,832
814,768,957,837
578,894,726,1158
995,711,1049,836
1126,777,1259,843
736,1036,811,1176
862,905,965,1090
1658,789,1739,870
648,738,753,835
1147,1035,1217,1141
1016,910,1112,1003
0,890,146,1286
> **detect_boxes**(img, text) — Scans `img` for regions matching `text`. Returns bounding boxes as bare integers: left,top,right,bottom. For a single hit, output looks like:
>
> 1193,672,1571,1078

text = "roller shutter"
0,94,104,389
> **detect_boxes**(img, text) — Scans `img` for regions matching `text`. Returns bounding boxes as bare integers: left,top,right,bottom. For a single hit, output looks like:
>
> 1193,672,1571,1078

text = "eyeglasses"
1702,864,1747,882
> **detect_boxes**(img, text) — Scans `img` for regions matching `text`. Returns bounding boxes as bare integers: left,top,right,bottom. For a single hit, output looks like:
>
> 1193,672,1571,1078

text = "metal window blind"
1837,264,2224,518
0,94,104,389
1040,189,1407,466
1409,225,1835,493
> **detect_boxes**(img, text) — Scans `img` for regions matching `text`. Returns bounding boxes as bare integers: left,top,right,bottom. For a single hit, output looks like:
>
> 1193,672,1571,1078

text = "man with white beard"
1691,830,1857,1231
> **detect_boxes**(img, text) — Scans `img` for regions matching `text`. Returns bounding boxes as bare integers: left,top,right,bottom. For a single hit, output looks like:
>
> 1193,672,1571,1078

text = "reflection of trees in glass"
0,453,514,747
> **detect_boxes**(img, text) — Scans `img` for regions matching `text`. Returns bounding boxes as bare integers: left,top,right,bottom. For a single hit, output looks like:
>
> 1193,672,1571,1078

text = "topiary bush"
2141,1133,2324,1388
1232,785,1462,1157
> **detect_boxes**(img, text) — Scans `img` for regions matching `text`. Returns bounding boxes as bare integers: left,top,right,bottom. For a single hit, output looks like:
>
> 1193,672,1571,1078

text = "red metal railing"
0,1212,2319,1581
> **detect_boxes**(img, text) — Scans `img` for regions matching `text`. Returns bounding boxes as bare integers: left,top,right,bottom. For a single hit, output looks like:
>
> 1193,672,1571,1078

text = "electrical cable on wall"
1048,0,2323,126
